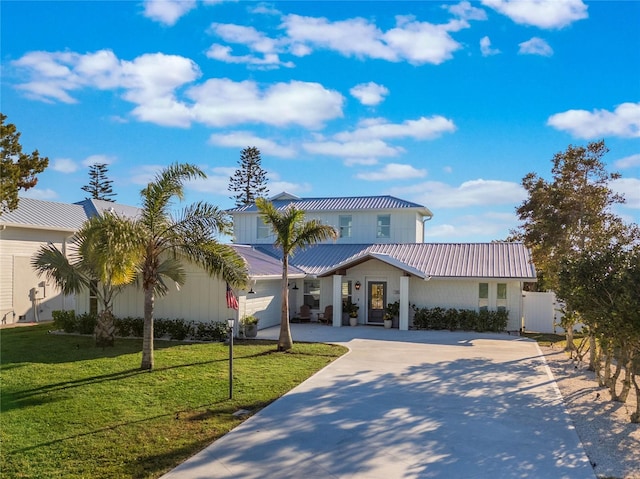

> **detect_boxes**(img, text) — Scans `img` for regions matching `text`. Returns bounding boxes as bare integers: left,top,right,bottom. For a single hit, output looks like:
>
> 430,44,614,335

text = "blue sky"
2,0,639,242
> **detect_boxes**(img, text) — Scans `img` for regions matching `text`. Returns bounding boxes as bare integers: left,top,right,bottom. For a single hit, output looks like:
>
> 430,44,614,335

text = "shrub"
166,318,193,340
444,308,459,331
77,313,98,335
458,309,477,331
153,318,171,339
52,310,77,333
194,321,227,342
412,307,429,330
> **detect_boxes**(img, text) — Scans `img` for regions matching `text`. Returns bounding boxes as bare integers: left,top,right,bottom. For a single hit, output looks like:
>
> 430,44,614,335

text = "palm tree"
256,198,337,351
32,212,141,346
137,163,248,370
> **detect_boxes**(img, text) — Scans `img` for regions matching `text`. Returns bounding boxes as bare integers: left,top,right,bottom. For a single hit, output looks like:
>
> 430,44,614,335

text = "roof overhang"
318,252,428,280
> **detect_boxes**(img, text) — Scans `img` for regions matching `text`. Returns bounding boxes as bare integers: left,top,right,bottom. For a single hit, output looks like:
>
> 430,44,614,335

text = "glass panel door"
368,281,386,324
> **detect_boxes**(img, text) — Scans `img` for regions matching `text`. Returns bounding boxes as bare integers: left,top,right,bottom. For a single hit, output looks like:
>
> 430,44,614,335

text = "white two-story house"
229,192,536,331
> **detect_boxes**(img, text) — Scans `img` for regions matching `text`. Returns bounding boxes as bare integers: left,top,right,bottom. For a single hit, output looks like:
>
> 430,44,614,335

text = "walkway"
161,324,594,479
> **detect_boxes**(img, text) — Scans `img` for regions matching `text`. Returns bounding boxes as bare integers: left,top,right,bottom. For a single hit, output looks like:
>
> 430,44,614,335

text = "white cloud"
303,139,403,158
612,178,640,208
209,131,297,158
82,154,115,167
480,36,501,56
518,37,553,56
12,49,344,130
129,164,165,185
615,154,640,169
547,102,640,139
206,23,294,68
394,179,526,208
52,158,78,173
344,157,379,167
282,14,465,66
142,0,197,26
445,1,488,21
336,116,456,142
187,173,230,194
21,188,59,201
350,82,389,106
426,212,518,240
481,0,588,29
356,163,427,181
188,79,344,129
12,50,201,127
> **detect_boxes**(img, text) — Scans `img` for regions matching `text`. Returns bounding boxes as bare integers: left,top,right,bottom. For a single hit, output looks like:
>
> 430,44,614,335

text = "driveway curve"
161,324,594,479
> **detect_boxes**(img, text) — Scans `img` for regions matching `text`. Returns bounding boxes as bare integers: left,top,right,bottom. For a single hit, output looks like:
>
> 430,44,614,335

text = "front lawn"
0,324,346,479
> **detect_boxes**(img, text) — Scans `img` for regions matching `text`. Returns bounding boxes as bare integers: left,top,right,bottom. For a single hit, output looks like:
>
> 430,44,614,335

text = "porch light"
355,281,361,290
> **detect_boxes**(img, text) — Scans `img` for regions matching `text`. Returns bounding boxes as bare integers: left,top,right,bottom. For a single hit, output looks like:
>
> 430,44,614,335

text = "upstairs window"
339,215,352,238
256,217,270,239
478,283,489,312
377,214,391,238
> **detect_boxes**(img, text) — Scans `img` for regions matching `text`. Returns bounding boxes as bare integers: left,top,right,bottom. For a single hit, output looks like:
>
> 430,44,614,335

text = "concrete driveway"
161,324,594,479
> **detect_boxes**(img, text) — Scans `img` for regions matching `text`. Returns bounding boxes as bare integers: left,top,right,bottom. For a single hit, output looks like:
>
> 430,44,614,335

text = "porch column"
332,275,342,327
399,275,409,331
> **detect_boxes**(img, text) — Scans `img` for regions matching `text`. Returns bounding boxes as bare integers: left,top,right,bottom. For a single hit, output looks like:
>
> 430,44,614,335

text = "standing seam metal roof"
228,195,432,214
253,243,536,279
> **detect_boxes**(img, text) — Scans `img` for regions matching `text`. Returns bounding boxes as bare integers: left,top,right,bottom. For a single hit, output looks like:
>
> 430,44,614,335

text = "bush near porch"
412,307,509,332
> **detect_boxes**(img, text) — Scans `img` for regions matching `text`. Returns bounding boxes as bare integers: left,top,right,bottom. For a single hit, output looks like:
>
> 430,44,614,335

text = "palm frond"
180,241,249,289
31,244,88,295
153,257,186,296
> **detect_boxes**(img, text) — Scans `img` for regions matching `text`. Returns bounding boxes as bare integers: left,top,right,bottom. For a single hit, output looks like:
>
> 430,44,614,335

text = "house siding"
0,227,72,324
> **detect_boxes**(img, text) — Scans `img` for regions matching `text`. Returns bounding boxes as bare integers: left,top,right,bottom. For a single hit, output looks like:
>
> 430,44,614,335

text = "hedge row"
51,311,228,342
412,307,509,332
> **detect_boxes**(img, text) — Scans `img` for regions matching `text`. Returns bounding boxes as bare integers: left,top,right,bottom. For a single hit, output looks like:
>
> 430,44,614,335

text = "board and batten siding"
0,227,72,324
233,210,423,245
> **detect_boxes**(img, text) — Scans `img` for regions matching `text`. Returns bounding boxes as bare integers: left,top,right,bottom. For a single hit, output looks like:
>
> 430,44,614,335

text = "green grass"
0,324,347,479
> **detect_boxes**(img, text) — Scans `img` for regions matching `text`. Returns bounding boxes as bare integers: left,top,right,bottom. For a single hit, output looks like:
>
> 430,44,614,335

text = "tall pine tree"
82,163,116,202
229,147,269,207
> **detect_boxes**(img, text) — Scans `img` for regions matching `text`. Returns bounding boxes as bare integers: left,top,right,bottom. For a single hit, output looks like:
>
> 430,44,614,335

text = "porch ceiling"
317,252,428,279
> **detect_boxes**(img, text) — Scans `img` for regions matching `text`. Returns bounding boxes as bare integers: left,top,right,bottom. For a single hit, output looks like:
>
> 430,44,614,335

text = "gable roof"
228,193,433,218
0,198,89,231
254,242,536,280
0,197,141,232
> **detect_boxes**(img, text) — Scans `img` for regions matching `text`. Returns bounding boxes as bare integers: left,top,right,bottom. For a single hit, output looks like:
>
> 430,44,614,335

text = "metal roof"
254,243,536,279
0,198,89,231
231,245,305,279
229,194,433,217
0,198,141,231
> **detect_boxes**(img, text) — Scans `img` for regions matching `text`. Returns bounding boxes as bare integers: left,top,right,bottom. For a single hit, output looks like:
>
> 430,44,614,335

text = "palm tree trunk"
278,256,293,351
141,287,155,370
95,309,115,347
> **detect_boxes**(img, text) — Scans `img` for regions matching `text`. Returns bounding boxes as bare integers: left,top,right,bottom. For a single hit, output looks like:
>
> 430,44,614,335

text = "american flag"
226,283,239,310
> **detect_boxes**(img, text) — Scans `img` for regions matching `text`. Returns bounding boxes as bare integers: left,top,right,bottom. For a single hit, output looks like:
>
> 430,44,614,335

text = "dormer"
228,193,433,245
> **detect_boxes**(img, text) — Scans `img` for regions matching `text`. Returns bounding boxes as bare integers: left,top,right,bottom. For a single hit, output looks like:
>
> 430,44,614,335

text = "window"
342,281,352,305
377,214,391,238
303,280,320,309
497,283,507,312
339,215,352,238
89,280,98,315
256,217,270,239
478,283,488,312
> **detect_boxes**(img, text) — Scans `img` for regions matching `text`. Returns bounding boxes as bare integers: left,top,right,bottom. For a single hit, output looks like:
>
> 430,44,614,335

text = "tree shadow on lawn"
157,353,595,479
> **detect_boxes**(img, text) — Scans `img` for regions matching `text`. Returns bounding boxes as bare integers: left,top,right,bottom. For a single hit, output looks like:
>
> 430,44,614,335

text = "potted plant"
385,301,400,328
240,315,259,338
343,300,359,326
383,313,393,329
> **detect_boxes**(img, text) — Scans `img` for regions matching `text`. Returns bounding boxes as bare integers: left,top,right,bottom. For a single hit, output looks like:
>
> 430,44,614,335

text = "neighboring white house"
229,192,537,331
2,193,537,333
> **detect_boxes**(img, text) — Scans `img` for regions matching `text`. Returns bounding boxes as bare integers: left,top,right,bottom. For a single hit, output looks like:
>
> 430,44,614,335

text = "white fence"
522,291,563,334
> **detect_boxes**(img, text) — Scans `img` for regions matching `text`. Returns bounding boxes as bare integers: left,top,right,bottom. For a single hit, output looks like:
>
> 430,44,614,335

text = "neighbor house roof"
228,193,433,218
0,197,141,232
254,243,536,280
0,198,89,232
